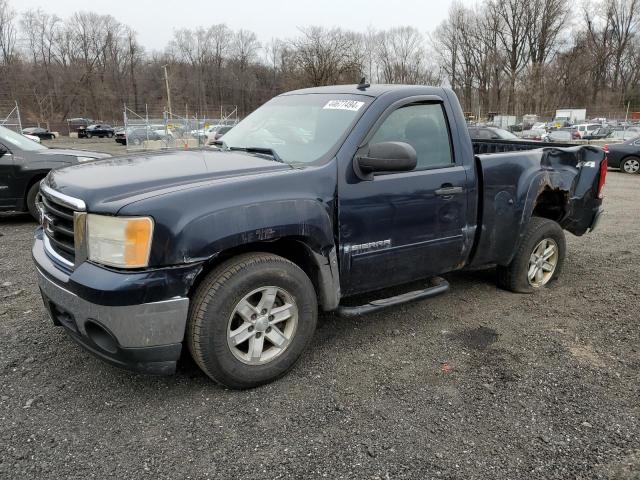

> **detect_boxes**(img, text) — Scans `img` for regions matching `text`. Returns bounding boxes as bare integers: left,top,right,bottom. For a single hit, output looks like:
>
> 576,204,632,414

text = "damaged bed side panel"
468,146,605,268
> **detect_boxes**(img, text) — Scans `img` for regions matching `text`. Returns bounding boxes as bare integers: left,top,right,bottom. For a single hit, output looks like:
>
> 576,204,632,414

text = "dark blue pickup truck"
32,84,607,388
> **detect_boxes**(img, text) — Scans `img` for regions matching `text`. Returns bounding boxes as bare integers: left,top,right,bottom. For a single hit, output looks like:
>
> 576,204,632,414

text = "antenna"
357,77,370,90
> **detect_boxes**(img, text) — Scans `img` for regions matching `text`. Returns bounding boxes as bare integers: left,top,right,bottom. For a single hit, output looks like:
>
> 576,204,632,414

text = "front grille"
40,190,77,265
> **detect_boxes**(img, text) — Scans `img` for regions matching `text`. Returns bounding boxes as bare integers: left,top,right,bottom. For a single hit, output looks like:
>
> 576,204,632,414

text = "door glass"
478,129,494,140
370,103,453,169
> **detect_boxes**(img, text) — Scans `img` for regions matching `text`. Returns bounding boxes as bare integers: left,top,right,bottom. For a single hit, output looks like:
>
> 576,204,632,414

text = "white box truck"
554,109,586,126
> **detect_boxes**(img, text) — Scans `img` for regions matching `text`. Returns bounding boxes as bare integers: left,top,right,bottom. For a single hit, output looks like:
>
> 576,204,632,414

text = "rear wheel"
187,253,317,389
497,217,566,293
621,156,640,174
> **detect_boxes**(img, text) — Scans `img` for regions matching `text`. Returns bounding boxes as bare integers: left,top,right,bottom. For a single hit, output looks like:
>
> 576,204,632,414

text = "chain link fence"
0,101,22,133
122,105,238,152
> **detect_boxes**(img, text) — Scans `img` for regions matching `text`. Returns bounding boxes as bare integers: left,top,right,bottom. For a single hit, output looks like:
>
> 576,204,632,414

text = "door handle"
435,186,464,196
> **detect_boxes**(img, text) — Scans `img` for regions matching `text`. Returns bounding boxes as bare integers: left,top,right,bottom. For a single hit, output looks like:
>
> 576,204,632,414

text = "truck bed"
468,144,605,269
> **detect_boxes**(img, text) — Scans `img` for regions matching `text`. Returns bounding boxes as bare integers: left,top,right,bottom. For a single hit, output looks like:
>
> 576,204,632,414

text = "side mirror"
355,141,417,180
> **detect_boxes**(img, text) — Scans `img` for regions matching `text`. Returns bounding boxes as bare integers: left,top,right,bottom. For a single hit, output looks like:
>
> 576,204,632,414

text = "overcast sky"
12,0,466,51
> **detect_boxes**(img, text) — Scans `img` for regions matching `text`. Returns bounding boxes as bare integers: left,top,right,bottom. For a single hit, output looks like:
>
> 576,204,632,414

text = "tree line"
0,0,638,130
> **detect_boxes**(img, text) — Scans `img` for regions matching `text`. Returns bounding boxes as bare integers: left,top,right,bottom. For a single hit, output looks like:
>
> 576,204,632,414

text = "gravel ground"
42,136,128,157
0,172,639,479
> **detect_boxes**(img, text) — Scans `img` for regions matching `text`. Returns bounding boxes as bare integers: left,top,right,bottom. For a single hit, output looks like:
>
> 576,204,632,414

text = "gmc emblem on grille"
42,213,55,236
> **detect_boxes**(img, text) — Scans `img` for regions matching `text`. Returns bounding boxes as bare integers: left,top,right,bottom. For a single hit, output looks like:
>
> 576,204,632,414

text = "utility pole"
162,65,172,116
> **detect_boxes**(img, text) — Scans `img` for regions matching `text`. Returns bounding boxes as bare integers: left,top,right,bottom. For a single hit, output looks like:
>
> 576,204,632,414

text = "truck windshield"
219,94,372,164
0,125,48,152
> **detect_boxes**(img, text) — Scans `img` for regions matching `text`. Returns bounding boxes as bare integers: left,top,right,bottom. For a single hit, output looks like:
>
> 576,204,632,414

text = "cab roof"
281,83,446,98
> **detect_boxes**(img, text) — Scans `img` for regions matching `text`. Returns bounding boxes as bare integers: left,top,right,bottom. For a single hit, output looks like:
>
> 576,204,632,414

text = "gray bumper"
36,266,189,348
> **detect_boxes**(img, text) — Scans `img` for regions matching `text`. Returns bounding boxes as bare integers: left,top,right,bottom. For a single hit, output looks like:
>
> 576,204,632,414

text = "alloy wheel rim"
528,238,559,287
227,286,298,365
623,159,639,173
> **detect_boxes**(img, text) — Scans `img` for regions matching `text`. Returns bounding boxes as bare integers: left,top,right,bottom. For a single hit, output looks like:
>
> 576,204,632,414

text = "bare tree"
489,0,532,112
0,0,16,65
290,26,361,86
231,29,260,115
526,0,569,112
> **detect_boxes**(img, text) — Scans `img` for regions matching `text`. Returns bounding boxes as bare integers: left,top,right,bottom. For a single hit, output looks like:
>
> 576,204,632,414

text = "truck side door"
338,99,471,295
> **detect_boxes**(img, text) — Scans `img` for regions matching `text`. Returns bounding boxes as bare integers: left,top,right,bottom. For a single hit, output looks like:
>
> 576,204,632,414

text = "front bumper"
33,230,196,375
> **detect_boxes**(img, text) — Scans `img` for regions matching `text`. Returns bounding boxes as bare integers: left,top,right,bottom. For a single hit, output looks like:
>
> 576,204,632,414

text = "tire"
620,156,640,174
86,132,92,139
107,132,114,138
132,138,141,146
26,182,41,221
187,253,317,389
497,217,566,293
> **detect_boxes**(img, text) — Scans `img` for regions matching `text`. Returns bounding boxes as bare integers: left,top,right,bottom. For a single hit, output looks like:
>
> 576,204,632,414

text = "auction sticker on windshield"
323,100,365,111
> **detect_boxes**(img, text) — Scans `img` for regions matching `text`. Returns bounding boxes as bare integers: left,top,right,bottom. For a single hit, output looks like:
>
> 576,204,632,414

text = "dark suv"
0,125,109,218
78,124,115,139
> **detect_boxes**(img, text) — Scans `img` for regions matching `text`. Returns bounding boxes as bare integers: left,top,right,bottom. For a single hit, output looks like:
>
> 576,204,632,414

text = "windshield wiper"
212,141,284,163
228,146,283,163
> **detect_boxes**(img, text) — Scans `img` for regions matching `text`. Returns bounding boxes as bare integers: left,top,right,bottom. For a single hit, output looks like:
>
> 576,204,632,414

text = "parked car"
574,123,601,139
22,133,41,143
543,128,580,142
468,126,521,140
0,125,110,219
191,125,216,141
78,124,115,139
521,129,546,141
604,136,640,174
22,127,56,140
31,84,606,389
583,127,614,140
206,125,234,145
115,127,163,146
609,129,639,142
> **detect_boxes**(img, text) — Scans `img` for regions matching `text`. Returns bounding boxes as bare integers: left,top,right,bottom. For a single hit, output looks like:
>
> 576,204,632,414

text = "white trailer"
554,109,586,125
492,115,517,129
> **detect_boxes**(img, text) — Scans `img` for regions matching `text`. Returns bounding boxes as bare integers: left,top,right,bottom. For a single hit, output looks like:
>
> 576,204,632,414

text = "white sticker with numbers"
323,100,365,111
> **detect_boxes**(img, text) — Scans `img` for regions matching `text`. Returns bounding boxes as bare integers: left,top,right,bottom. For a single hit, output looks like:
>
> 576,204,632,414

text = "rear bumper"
33,230,195,375
589,206,604,232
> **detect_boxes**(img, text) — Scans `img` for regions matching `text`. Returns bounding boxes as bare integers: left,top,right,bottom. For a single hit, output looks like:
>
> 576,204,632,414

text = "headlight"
76,156,95,163
86,214,154,268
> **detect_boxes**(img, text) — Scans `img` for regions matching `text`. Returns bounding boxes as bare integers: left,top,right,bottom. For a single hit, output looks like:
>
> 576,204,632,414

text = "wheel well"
532,188,567,222
188,238,325,303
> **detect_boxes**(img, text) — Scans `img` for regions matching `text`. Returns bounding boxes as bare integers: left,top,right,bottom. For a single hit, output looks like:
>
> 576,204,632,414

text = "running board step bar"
336,277,449,317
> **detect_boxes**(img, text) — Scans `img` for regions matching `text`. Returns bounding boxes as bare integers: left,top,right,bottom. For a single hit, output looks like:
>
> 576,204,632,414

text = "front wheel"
187,253,318,389
621,156,640,174
497,217,566,293
107,132,114,138
86,132,92,139
26,182,41,221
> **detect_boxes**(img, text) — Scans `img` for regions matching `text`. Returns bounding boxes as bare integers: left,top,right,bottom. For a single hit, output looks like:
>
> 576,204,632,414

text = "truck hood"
42,148,111,159
46,149,292,212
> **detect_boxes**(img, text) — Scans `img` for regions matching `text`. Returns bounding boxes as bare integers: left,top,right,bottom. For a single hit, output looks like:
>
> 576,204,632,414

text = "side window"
369,103,453,169
478,129,495,140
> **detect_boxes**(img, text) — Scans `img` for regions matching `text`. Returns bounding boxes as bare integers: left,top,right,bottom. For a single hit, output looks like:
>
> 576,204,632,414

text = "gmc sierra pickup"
32,84,606,389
